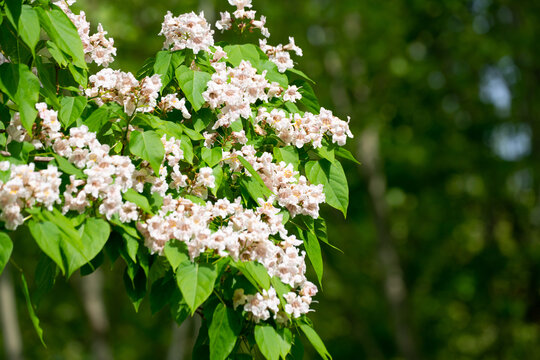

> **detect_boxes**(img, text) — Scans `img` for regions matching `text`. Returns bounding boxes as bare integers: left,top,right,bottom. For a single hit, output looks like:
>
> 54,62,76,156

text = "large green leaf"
301,229,323,287
299,324,332,360
0,232,13,275
201,146,223,168
36,7,86,68
4,0,22,28
224,44,261,68
129,130,165,175
0,63,40,132
176,261,218,314
19,6,40,56
21,273,46,347
254,324,281,360
234,261,270,291
154,50,185,91
29,217,110,277
164,241,189,272
175,65,211,111
292,80,320,114
122,188,152,214
208,303,241,360
59,96,87,128
305,159,349,217
273,146,299,170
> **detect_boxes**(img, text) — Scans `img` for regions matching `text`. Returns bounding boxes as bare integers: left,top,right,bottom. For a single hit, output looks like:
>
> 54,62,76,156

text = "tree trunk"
0,266,23,360
358,126,419,360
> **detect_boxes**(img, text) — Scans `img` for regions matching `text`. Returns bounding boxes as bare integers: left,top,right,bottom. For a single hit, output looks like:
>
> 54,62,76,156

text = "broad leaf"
0,63,40,132
129,130,165,175
154,50,185,91
0,232,13,275
175,65,211,111
273,146,299,170
59,96,87,128
224,44,260,68
234,261,270,291
19,6,40,55
164,241,189,272
52,154,85,178
208,303,241,360
176,261,218,314
202,146,222,168
301,229,323,287
254,324,281,360
122,188,152,214
36,7,86,68
299,324,332,360
334,147,361,165
305,159,349,217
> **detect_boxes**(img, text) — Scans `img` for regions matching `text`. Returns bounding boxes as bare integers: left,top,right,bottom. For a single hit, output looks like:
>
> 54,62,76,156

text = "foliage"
0,0,356,358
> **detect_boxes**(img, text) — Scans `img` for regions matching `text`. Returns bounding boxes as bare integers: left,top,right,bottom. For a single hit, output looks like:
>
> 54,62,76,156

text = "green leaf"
292,80,320,114
33,255,58,306
224,44,260,68
19,6,40,55
129,130,165,175
154,50,185,91
286,68,315,84
21,273,46,347
4,0,22,28
29,220,66,275
52,154,85,178
301,229,323,287
123,233,139,263
192,109,213,132
180,124,204,140
305,159,349,217
0,232,13,275
123,267,146,312
255,324,281,360
237,155,273,196
311,147,335,162
259,60,288,87
175,65,211,111
208,303,241,360
36,7,86,69
122,188,152,214
180,135,194,164
234,261,270,291
176,261,218,314
150,276,176,314
299,324,332,360
211,166,223,196
164,241,189,272
277,328,293,359
202,146,223,167
29,217,110,278
59,96,87,128
0,63,40,132
273,146,299,170
84,106,113,132
334,147,361,165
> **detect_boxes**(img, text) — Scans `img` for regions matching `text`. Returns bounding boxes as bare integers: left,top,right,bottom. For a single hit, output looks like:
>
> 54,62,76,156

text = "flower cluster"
259,38,303,73
216,0,270,38
85,69,162,115
158,94,191,119
54,0,116,67
223,146,326,218
203,60,280,129
0,162,62,230
159,11,214,54
256,106,354,148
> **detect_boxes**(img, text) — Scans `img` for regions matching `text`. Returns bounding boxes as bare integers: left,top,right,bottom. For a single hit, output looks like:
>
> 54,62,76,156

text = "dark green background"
4,0,540,358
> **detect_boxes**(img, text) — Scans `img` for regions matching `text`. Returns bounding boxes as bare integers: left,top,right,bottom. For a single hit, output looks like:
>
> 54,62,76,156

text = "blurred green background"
3,0,540,359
